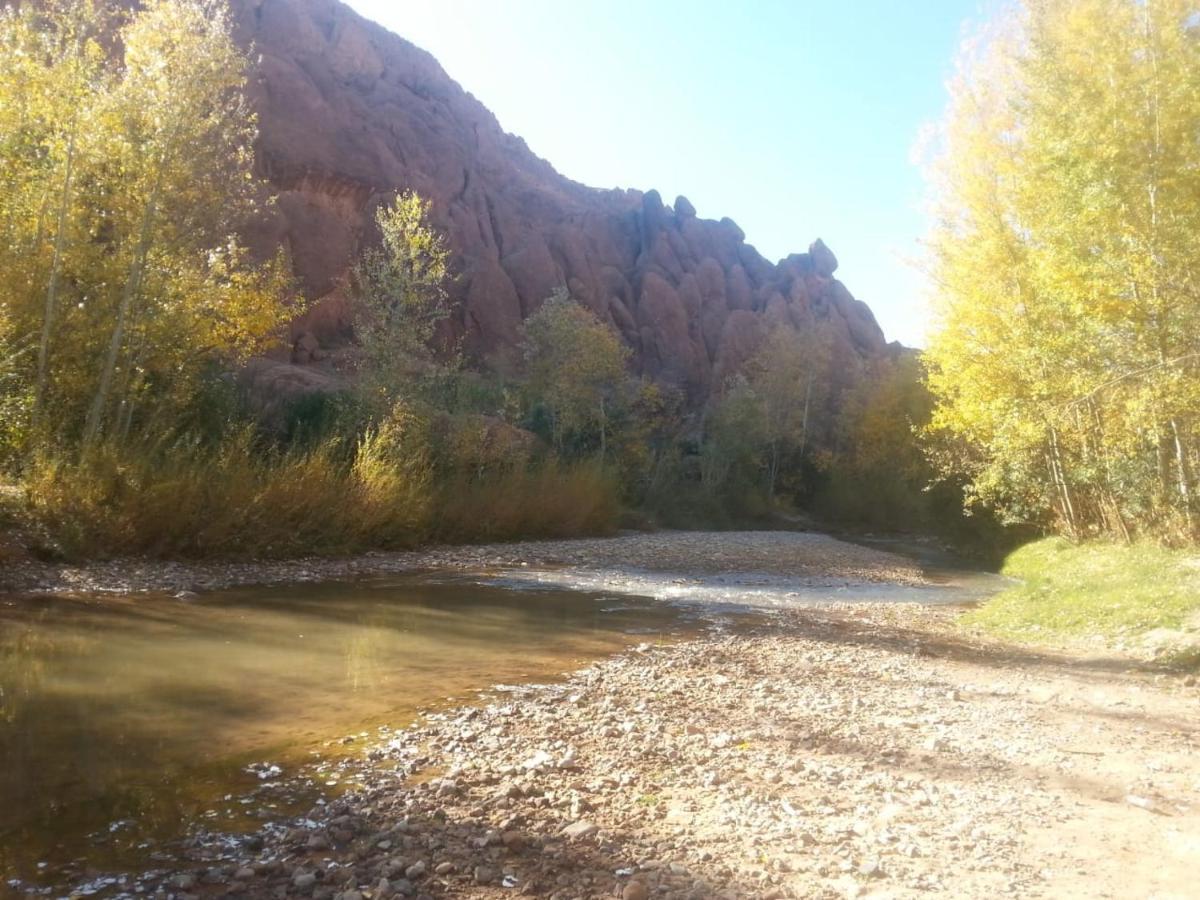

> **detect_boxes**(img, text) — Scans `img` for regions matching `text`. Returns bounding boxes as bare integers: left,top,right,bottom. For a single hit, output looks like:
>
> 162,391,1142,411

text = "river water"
0,575,697,894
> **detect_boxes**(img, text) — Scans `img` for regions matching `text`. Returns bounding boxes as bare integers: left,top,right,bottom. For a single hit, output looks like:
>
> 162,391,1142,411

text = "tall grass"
20,430,619,560
432,460,619,542
23,428,429,559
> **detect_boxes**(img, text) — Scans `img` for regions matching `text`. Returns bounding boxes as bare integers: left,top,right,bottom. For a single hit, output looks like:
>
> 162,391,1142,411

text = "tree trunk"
34,127,77,423
1170,418,1194,534
766,440,779,502
798,373,814,458
598,397,607,465
83,181,161,448
1047,426,1078,537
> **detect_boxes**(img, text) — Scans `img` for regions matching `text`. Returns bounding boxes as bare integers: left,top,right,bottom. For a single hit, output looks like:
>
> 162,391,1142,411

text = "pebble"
561,820,599,840
501,830,527,850
404,861,426,880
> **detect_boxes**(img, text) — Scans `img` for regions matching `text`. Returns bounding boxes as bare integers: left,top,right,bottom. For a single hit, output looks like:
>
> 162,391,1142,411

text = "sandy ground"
91,534,1200,900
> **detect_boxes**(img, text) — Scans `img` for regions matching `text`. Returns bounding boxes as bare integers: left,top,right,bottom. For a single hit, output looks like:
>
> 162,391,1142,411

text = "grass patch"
962,537,1200,642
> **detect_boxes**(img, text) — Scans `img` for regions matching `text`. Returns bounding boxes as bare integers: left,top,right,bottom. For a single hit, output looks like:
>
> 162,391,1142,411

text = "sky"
346,0,990,347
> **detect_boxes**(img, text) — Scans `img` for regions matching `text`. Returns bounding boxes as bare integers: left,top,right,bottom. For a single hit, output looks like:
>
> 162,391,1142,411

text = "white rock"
561,820,599,840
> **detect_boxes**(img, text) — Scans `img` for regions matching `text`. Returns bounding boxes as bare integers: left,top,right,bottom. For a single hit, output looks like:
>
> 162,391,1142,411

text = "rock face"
230,0,890,400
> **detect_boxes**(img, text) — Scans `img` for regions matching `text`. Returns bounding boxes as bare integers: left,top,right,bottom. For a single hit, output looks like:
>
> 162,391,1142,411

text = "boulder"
810,238,839,277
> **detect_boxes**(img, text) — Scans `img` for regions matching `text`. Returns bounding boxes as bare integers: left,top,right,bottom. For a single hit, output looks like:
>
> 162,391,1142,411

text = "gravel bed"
9,531,1195,899
120,603,1200,900
0,531,927,596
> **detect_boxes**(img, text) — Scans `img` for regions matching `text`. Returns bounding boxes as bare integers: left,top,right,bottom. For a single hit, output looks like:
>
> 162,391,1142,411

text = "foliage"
923,0,1200,542
432,459,619,543
522,290,630,459
815,353,931,524
0,305,32,469
0,0,292,450
20,420,621,559
0,2,991,560
746,326,830,499
353,192,454,410
962,537,1200,647
700,375,768,502
23,412,429,559
608,379,686,508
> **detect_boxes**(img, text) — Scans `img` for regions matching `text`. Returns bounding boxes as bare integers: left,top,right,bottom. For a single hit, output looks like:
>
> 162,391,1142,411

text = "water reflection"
0,577,689,888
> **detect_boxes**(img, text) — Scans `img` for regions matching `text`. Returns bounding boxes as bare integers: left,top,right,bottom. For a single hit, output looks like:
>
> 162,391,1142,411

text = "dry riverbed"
6,533,1198,899
0,531,927,595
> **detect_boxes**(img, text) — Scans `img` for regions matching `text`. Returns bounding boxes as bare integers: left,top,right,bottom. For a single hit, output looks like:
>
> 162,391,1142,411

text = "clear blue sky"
346,0,990,347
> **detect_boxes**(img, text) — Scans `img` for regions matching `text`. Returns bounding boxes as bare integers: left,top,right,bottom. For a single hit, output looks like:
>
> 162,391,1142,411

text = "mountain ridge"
231,0,893,401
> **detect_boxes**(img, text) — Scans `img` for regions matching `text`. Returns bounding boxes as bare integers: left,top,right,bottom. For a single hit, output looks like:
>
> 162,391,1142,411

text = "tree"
0,304,31,468
745,325,831,500
700,374,768,497
83,0,283,446
352,191,453,413
522,290,630,461
820,353,935,527
0,0,291,449
0,1,114,424
923,0,1200,540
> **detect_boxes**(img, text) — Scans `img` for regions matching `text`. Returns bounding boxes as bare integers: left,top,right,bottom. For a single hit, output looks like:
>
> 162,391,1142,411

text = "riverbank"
125,600,1199,900
963,537,1200,665
0,530,928,596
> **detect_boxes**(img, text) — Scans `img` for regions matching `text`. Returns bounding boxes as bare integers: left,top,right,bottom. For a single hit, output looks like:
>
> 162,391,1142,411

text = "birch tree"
522,290,629,461
924,0,1200,539
80,0,285,446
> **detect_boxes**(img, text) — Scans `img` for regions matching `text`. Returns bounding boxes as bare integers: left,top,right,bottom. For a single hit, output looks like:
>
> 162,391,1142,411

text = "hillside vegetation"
0,1,965,561
7,0,1200,604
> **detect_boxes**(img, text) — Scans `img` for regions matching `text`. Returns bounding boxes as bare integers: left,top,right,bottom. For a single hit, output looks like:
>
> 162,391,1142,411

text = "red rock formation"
230,0,891,400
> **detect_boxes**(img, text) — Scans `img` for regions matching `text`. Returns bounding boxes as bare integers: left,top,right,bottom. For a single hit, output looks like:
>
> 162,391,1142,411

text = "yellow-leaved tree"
923,0,1200,541
0,0,291,454
80,0,291,446
522,290,630,461
353,191,454,411
0,0,115,447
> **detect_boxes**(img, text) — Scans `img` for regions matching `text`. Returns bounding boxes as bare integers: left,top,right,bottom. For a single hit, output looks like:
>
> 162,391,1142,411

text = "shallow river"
0,575,698,893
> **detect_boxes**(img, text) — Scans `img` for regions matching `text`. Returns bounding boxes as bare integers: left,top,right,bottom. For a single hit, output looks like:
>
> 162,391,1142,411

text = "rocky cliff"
231,0,891,401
